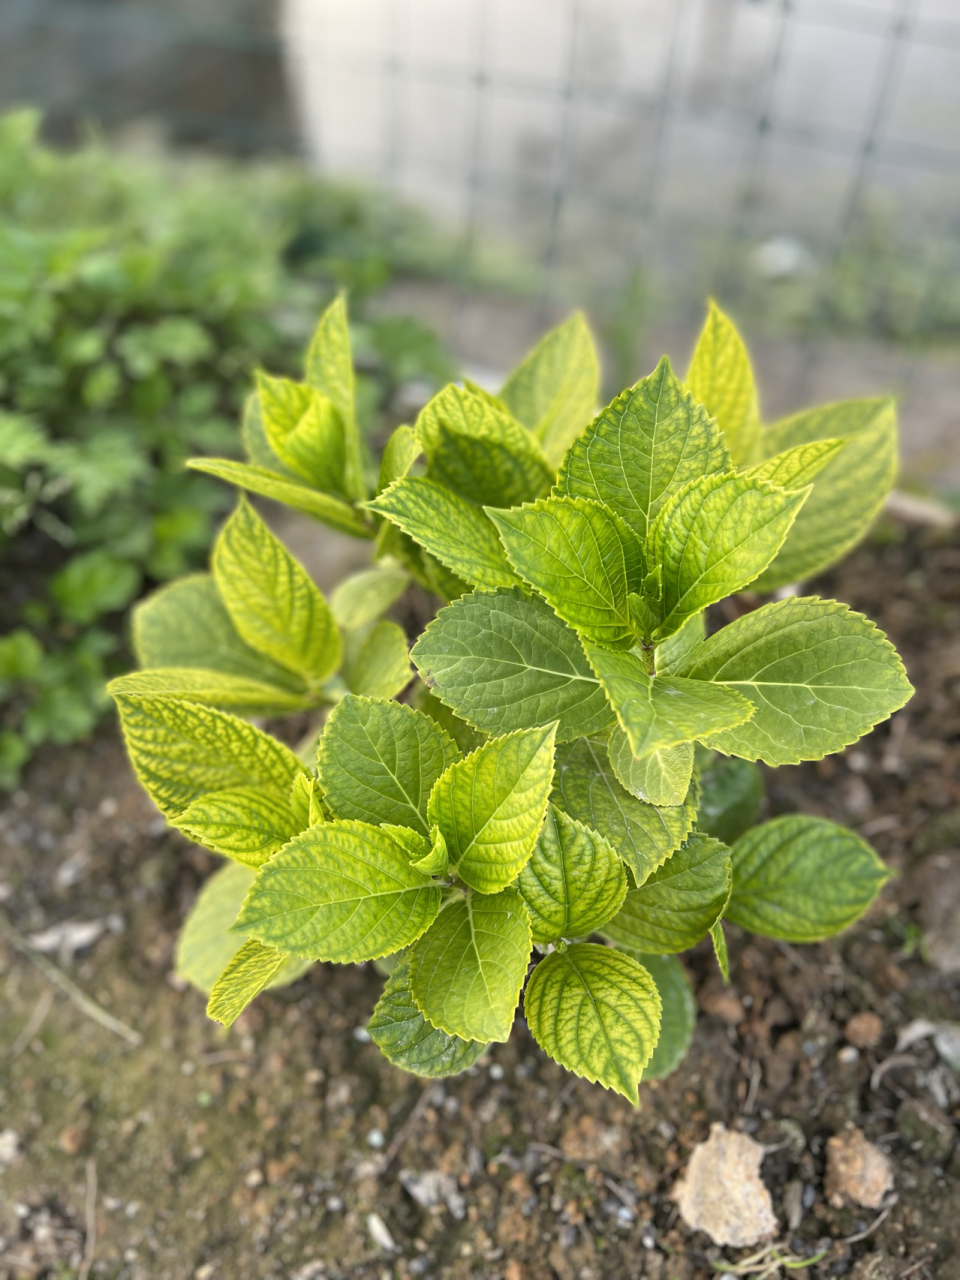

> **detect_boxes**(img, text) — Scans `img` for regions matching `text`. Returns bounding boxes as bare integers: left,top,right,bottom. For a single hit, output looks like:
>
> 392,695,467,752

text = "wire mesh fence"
5,0,960,490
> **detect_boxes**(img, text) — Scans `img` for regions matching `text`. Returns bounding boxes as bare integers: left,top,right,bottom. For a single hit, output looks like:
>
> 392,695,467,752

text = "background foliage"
0,110,456,787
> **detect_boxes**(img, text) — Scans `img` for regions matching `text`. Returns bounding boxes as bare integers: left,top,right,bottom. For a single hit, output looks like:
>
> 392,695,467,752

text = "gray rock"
897,1098,956,1163
398,1169,466,1220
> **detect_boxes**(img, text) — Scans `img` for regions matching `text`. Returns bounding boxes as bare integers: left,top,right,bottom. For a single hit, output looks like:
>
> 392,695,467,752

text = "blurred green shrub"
0,109,456,788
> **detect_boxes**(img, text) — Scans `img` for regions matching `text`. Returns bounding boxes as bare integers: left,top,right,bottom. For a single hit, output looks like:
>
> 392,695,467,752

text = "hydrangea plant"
110,297,912,1100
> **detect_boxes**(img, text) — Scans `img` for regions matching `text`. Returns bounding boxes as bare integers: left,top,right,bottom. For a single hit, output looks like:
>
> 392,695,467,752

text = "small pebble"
58,1124,88,1155
489,1063,504,1080
352,1026,372,1043
245,1169,263,1188
366,1211,395,1252
0,1131,19,1164
845,1011,883,1049
825,1124,893,1209
326,1196,344,1212
838,1045,860,1065
366,1128,385,1149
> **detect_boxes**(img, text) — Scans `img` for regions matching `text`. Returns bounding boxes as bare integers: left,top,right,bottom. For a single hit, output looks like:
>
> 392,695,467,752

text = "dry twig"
78,1158,98,1280
0,912,142,1046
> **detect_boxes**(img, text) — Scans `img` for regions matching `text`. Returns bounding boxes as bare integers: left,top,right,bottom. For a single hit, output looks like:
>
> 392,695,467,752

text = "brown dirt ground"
1,518,959,1280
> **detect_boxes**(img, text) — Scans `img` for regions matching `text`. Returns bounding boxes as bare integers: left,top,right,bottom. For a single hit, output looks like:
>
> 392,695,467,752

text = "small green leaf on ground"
523,943,661,1103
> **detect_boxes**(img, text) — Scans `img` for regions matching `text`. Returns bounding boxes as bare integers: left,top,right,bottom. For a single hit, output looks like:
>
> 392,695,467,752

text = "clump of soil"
1,520,959,1280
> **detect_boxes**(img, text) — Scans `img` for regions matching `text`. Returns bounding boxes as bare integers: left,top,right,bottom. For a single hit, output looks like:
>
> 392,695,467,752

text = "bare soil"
2,518,959,1280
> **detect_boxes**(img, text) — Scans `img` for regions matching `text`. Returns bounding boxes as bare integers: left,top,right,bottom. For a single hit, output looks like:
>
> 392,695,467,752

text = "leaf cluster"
0,109,456,786
111,294,911,1099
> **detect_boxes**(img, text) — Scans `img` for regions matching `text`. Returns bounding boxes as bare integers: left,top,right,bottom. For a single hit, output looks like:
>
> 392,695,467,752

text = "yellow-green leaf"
377,424,421,493
175,786,301,866
368,478,520,591
556,356,730,540
523,943,661,1103
132,574,304,692
112,693,305,819
607,732,694,808
187,458,372,538
583,644,754,758
727,815,892,942
745,438,844,489
343,620,412,700
672,597,914,765
427,724,557,893
330,564,410,631
411,588,615,743
408,889,532,1042
175,861,311,994
752,397,897,590
500,312,600,466
518,805,626,943
317,695,459,835
552,736,698,886
368,960,485,1077
488,497,642,650
255,372,346,496
304,295,365,502
206,939,285,1027
107,668,311,715
685,301,760,465
212,498,341,684
650,472,808,635
234,820,442,961
602,833,732,954
416,383,553,509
